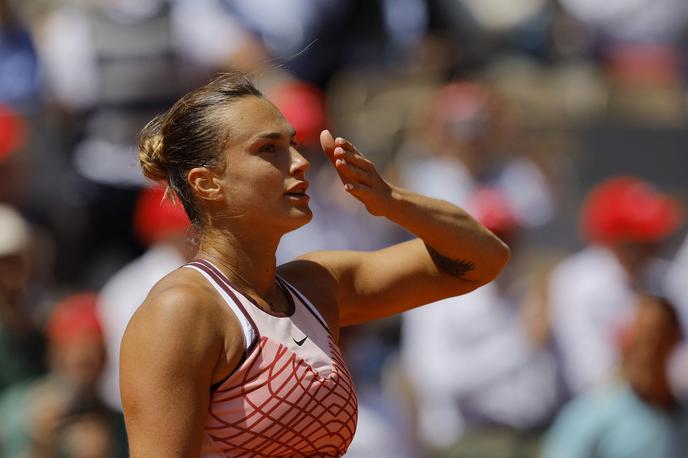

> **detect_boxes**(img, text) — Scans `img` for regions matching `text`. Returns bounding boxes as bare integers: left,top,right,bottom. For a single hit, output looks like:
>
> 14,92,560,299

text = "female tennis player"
120,72,510,457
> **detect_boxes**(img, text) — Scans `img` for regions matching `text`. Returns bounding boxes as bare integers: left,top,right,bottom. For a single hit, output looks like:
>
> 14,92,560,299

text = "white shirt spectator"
97,243,186,410
664,234,688,404
402,283,559,447
665,234,688,331
399,144,559,447
549,245,671,394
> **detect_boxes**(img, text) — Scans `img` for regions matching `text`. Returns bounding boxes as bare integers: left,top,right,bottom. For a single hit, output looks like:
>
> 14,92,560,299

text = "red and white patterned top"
184,259,358,458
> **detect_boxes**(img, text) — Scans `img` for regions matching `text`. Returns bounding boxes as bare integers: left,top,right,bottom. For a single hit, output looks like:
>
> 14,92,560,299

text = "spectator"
97,186,191,411
340,325,420,458
543,294,688,458
0,203,45,396
398,82,560,452
34,0,250,284
549,176,682,395
0,293,126,458
225,0,430,86
57,413,120,458
401,187,559,452
398,81,555,229
0,103,26,205
664,233,688,405
0,0,40,110
665,233,688,332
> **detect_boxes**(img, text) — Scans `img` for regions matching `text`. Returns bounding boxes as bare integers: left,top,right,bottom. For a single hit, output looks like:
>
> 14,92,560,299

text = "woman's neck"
196,228,280,297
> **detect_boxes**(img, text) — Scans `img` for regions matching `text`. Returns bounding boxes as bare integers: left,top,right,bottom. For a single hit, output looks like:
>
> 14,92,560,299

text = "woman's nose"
290,147,310,176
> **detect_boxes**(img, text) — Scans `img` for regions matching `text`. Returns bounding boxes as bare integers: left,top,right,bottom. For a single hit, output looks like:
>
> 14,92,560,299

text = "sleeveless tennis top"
184,259,358,458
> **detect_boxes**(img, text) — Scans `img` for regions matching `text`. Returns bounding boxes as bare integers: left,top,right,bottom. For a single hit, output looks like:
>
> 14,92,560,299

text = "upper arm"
120,284,223,457
291,238,495,327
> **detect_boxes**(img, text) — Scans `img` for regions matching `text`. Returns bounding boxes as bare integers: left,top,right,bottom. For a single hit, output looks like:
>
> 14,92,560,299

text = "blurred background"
1,0,688,456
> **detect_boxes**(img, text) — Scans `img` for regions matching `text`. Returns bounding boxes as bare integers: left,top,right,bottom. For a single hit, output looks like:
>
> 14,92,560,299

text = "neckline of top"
196,258,296,318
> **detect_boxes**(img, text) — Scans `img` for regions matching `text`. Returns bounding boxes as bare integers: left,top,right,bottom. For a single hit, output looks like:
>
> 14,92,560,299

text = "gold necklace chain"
202,254,278,307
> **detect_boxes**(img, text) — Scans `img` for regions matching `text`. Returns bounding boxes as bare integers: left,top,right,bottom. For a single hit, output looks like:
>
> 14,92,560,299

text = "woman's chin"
283,207,313,231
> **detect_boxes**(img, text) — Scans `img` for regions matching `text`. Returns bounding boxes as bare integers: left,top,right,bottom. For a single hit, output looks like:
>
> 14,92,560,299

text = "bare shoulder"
278,253,341,334
143,267,219,314
121,267,232,370
126,268,221,340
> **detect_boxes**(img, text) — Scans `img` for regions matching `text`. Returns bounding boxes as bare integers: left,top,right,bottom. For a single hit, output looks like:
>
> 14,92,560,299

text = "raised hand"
319,129,394,217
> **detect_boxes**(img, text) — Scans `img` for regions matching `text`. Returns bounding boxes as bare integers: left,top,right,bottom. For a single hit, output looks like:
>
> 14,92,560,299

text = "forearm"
384,185,510,282
318,130,509,284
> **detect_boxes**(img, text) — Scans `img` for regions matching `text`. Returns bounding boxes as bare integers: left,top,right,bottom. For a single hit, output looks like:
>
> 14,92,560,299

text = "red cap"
469,187,520,237
581,176,682,244
133,186,190,246
46,293,103,345
269,81,327,148
0,104,26,163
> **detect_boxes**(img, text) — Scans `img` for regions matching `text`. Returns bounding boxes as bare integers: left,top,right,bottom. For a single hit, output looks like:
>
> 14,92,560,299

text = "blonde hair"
139,118,167,181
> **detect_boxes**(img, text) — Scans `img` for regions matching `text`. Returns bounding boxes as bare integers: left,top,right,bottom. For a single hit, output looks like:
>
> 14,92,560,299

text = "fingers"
335,156,372,186
331,133,372,170
320,129,335,161
343,182,370,198
333,145,371,170
334,137,365,162
321,130,375,189
321,130,364,164
335,136,355,151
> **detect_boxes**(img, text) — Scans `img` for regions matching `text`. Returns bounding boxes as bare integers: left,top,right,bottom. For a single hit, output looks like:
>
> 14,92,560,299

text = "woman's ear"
188,167,224,201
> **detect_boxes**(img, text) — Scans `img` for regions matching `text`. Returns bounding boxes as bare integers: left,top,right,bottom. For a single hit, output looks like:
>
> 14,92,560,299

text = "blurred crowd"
1,0,688,457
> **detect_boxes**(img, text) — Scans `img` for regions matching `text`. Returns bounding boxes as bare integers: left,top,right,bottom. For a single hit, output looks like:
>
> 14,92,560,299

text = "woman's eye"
259,144,277,153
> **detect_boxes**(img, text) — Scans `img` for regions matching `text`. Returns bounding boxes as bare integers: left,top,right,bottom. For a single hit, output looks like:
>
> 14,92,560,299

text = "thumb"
320,129,335,161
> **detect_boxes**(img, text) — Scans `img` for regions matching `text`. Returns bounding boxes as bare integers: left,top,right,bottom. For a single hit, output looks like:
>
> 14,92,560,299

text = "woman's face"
213,96,312,232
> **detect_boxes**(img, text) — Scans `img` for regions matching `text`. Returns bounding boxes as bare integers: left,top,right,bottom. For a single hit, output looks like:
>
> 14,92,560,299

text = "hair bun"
138,115,168,183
